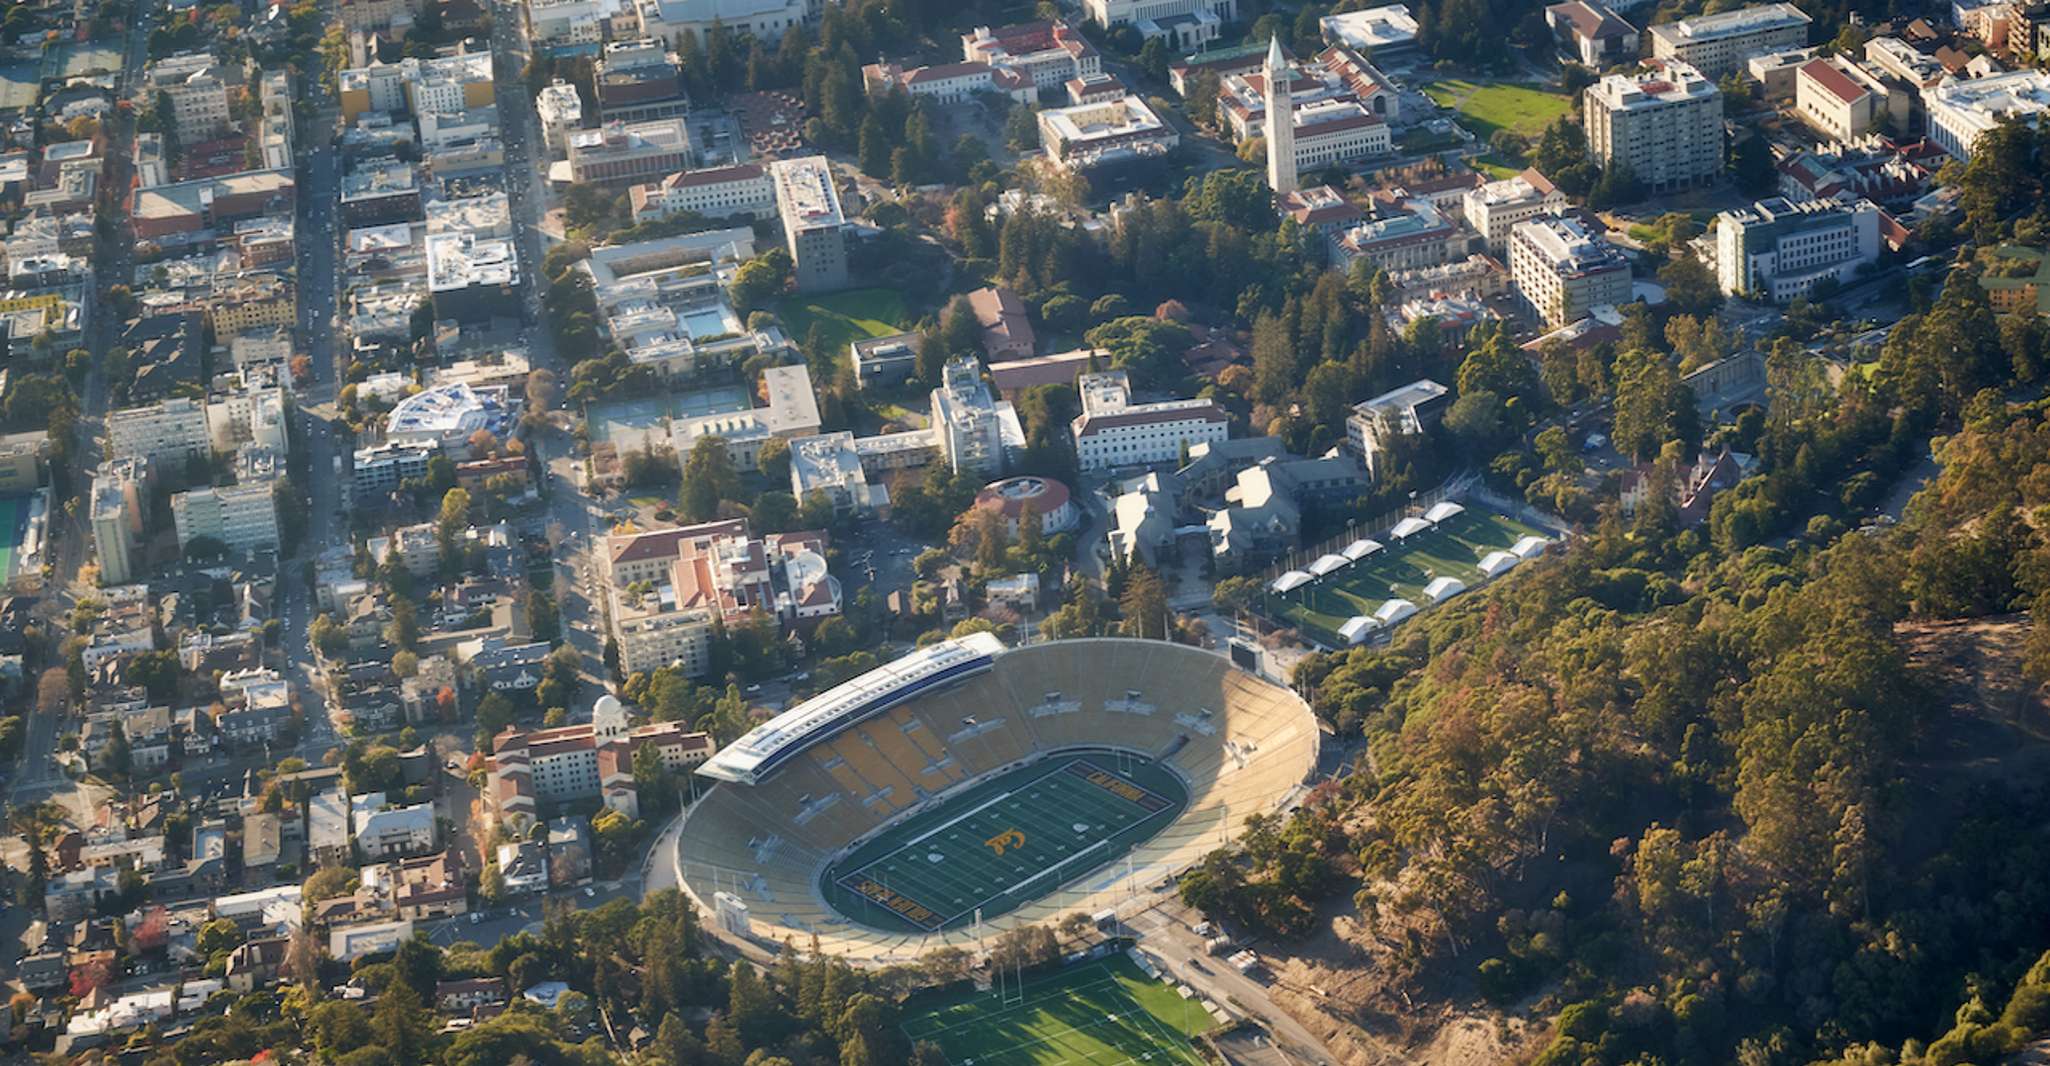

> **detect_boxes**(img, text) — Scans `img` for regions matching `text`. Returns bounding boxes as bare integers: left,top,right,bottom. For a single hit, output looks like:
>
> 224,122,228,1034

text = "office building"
1510,215,1634,326
1647,3,1811,77
425,230,519,323
566,120,694,185
91,459,150,585
1583,61,1722,191
535,81,584,154
1464,168,1569,254
1711,196,1881,302
1070,370,1230,472
769,156,848,292
171,482,280,556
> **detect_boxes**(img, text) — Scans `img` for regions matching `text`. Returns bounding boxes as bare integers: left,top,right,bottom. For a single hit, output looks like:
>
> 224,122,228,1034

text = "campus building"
489,696,714,828
1710,196,1881,302
1926,69,2050,159
566,120,695,185
1070,370,1230,472
769,156,848,292
1345,379,1448,480
1646,2,1811,77
1463,169,1568,254
629,164,776,223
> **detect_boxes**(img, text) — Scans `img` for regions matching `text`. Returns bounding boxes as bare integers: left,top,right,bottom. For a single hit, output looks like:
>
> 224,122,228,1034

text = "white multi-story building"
1081,0,1235,47
1509,215,1634,326
525,0,626,46
107,398,213,467
859,61,1033,105
1463,168,1568,254
1927,69,2050,158
632,0,812,48
1070,371,1230,472
610,596,716,677
1647,3,1812,77
932,358,1007,476
1711,196,1881,302
91,459,150,585
566,119,694,185
1346,379,1448,479
1329,198,1466,274
171,482,280,555
1583,62,1722,192
628,163,775,222
145,53,235,140
535,80,584,155
1319,4,1419,51
769,156,848,292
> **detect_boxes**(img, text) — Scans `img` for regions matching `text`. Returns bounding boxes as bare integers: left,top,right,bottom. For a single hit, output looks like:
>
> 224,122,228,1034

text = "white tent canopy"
1307,553,1350,577
1337,616,1381,644
1423,501,1466,525
1424,576,1467,602
1342,538,1384,561
1390,517,1432,540
1270,570,1314,593
1510,535,1551,559
1374,598,1418,625
1477,550,1519,578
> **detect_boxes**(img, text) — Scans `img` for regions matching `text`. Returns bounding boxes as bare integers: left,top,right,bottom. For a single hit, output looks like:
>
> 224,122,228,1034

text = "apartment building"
1711,196,1881,301
769,156,848,292
1070,370,1230,472
1509,215,1634,326
352,441,435,498
1463,168,1568,254
171,482,280,555
145,54,236,140
628,163,775,223
1646,2,1811,76
534,81,584,154
91,460,149,585
1583,61,1722,191
106,398,212,467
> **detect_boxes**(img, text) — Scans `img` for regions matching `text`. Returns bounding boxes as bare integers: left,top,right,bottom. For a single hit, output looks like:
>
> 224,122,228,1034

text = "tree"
1729,133,1776,197
305,865,357,902
1120,565,1168,640
729,249,791,309
681,437,737,521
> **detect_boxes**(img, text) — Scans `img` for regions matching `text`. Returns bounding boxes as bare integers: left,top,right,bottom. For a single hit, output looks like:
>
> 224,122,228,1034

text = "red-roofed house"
967,286,1037,361
1545,0,1638,66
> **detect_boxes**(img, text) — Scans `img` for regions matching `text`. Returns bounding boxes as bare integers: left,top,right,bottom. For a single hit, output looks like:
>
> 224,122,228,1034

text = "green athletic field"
902,954,1210,1066
821,753,1188,933
1264,509,1544,644
0,495,25,585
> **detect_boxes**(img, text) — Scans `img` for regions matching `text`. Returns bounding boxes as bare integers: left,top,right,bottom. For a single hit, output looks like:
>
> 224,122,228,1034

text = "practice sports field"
1421,79,1574,139
902,954,1210,1066
0,494,27,585
821,753,1188,933
1264,509,1543,643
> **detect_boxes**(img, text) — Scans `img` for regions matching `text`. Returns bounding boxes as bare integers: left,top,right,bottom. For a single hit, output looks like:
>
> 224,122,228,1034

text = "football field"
822,753,1187,933
902,954,1210,1066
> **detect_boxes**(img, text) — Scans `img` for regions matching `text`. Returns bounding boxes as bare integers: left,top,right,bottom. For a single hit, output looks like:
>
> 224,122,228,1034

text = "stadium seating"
674,639,1318,965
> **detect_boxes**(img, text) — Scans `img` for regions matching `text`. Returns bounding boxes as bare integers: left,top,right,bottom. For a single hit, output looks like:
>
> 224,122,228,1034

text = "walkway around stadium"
671,637,1320,966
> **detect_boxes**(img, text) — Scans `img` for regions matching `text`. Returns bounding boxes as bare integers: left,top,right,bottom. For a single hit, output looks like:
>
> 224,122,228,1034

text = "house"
306,788,352,868
241,812,283,885
329,919,414,962
436,977,508,1014
496,840,549,895
1620,448,1754,525
351,793,437,859
966,286,1036,360
224,936,289,993
546,816,593,886
463,637,551,692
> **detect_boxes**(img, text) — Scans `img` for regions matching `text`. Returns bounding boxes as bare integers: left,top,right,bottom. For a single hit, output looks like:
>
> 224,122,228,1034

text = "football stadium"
677,636,1319,963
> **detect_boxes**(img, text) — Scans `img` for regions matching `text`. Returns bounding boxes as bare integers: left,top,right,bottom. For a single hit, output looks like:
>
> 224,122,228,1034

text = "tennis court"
0,495,27,585
902,954,1209,1066
821,753,1188,933
1265,509,1542,642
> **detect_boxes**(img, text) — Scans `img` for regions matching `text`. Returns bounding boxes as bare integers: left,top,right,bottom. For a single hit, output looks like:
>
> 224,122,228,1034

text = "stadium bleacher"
674,638,1318,965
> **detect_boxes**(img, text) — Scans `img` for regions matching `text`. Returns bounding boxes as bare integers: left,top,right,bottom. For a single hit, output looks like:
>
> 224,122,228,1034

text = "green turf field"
775,288,908,356
1264,510,1544,643
902,954,1210,1066
1422,79,1574,139
821,753,1188,933
0,495,23,584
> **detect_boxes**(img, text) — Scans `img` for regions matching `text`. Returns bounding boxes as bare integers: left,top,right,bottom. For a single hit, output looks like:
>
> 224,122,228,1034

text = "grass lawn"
775,287,910,355
1422,79,1575,140
1265,511,1545,643
1473,153,1524,179
902,954,1210,1065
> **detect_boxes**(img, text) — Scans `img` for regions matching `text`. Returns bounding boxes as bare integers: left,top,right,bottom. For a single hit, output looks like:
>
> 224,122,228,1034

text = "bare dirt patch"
1896,614,2050,860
